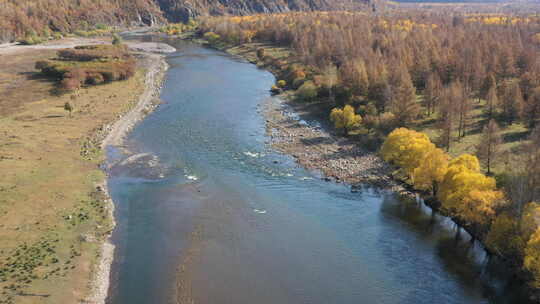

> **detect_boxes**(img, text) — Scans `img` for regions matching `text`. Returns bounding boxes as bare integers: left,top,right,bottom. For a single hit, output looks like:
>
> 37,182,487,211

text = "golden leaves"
330,105,362,134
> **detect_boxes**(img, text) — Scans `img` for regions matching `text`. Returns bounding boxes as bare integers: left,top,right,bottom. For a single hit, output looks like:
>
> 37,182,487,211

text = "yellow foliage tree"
448,153,481,172
438,154,500,221
381,128,435,177
329,105,362,135
486,213,526,257
411,147,449,195
525,228,540,288
522,202,540,240
459,189,504,227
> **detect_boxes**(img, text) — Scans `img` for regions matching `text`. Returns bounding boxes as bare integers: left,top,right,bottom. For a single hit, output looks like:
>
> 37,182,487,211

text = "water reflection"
380,193,530,303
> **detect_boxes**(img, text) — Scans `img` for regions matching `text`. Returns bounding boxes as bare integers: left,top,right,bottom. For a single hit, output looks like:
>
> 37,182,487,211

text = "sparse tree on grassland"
481,73,497,101
485,86,499,121
423,73,442,116
500,82,524,125
524,88,540,128
437,87,457,152
476,119,502,175
391,68,418,126
64,102,73,117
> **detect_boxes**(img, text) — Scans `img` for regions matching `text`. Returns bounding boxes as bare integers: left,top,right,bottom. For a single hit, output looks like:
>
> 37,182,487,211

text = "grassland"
0,46,145,304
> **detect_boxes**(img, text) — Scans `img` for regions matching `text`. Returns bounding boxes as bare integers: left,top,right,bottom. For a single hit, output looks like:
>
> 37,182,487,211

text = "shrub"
52,32,63,40
277,80,287,88
330,105,362,135
270,85,281,94
112,34,123,45
297,81,317,101
378,112,397,133
256,48,266,59
292,77,305,89
86,72,105,85
203,32,221,44
35,61,50,71
35,45,136,91
95,23,108,30
61,77,82,91
64,102,73,116
18,35,43,45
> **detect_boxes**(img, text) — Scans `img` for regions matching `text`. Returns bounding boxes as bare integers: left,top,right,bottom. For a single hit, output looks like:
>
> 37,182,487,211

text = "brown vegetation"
35,44,136,91
198,10,540,289
0,46,146,304
0,0,163,42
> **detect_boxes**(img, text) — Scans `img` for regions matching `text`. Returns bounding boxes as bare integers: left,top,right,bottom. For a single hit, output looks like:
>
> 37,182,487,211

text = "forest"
0,0,367,43
195,10,540,288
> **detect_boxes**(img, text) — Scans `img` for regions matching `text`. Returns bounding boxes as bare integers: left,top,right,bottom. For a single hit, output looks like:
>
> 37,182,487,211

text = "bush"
61,77,83,91
59,45,129,61
277,80,287,88
18,35,43,45
52,32,63,40
256,48,266,59
292,77,305,89
35,45,136,91
86,72,105,85
112,34,123,45
297,81,318,101
378,112,397,133
95,23,108,30
270,85,281,94
203,32,221,44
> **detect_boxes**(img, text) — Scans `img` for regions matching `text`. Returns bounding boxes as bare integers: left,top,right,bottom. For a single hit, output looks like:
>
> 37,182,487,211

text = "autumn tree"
330,105,362,135
297,81,318,101
500,81,524,124
437,86,457,151
486,213,526,258
391,68,419,126
438,154,503,228
485,85,499,121
339,59,369,96
411,147,449,196
423,73,442,116
452,81,472,138
480,73,497,101
64,102,73,117
476,119,502,174
525,227,540,288
524,88,540,128
381,128,435,177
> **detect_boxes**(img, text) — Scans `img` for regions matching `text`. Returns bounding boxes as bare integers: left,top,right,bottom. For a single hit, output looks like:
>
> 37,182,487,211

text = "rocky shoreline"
85,47,170,304
262,95,414,196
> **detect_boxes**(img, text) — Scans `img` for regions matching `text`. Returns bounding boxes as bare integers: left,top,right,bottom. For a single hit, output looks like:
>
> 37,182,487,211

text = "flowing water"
106,39,530,304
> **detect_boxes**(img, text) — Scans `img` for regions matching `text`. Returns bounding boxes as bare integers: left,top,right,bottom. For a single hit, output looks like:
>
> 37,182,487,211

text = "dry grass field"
0,47,145,304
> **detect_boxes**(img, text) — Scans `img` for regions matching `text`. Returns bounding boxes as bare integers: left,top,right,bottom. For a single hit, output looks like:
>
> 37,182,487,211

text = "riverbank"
87,50,169,304
212,41,412,194
0,37,170,304
193,38,540,301
263,95,404,190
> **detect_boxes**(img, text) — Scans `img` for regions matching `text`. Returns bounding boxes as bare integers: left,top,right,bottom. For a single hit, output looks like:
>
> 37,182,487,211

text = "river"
105,38,530,304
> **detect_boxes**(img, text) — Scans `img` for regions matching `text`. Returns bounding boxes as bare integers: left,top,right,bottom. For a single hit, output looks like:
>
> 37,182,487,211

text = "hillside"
0,0,163,42
155,0,367,22
0,0,367,42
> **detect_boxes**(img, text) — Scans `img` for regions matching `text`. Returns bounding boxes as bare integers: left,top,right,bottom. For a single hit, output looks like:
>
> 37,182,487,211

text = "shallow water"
106,39,530,304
